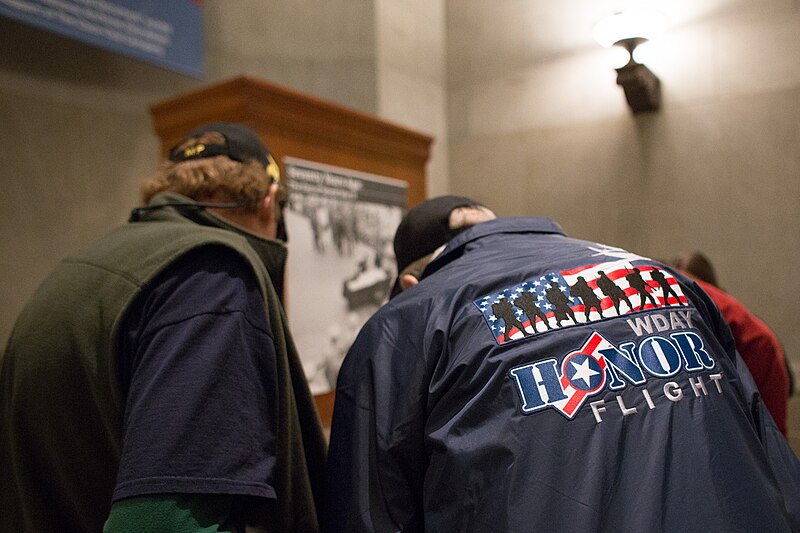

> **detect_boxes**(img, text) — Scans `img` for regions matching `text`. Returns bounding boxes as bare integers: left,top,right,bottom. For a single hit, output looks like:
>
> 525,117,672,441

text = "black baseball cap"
390,195,484,297
168,122,280,183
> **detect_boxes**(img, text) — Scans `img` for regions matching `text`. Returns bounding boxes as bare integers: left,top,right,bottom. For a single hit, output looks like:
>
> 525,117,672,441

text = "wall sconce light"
593,10,666,113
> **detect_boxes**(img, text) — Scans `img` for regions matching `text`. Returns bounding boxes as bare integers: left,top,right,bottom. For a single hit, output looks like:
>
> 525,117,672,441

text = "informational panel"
0,0,203,77
284,157,407,394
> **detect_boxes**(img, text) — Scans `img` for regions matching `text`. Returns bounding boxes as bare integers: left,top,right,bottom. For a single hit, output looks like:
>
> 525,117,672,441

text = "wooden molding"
150,76,432,207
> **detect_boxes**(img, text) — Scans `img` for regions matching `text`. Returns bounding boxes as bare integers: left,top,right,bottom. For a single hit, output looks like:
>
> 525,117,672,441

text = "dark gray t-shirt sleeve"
113,245,278,502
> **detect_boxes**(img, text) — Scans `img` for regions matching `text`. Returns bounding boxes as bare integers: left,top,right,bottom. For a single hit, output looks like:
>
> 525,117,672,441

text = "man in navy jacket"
325,196,800,532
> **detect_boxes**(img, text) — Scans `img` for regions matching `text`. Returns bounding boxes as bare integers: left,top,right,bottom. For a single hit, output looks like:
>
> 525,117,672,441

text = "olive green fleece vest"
0,200,326,533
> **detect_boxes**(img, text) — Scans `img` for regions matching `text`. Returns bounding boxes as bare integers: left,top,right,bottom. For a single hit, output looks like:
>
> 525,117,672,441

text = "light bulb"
607,46,632,69
632,40,654,65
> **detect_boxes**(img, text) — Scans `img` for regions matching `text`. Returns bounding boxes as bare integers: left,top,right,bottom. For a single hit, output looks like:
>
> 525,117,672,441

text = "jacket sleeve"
727,309,790,435
323,305,430,533
689,279,800,525
115,246,279,503
733,341,800,526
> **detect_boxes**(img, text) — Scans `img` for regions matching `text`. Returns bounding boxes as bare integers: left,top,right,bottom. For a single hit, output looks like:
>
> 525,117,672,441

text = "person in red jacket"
672,251,790,435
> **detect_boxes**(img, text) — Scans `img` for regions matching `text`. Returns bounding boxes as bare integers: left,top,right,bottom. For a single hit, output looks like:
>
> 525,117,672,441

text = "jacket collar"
131,192,289,298
423,217,564,278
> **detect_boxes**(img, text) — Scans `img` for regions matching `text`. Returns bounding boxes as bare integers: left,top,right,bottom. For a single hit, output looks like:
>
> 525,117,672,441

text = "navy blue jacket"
325,217,800,532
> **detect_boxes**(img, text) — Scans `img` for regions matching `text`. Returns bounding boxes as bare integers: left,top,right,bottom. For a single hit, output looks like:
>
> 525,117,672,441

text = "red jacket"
694,278,789,435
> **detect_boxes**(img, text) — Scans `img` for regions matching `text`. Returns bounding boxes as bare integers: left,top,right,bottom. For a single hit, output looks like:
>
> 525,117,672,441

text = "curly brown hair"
140,155,272,212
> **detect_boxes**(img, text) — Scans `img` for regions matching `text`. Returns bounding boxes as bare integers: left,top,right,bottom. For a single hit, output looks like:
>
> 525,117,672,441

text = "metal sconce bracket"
615,61,661,113
609,37,661,113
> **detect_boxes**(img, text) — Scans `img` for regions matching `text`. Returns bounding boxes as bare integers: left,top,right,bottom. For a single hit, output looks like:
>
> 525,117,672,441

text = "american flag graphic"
474,259,687,346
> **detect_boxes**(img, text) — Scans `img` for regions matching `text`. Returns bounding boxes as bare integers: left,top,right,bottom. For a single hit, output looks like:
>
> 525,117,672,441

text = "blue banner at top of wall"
0,0,204,78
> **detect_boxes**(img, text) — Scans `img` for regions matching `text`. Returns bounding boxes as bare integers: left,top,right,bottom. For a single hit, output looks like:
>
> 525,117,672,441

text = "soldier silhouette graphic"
569,276,604,320
596,270,633,315
491,297,529,342
650,268,684,306
626,267,658,310
513,290,551,332
545,282,577,327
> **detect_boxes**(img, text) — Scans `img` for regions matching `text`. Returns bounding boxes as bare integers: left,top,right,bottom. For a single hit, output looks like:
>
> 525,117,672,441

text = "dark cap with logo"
390,195,484,297
168,122,280,183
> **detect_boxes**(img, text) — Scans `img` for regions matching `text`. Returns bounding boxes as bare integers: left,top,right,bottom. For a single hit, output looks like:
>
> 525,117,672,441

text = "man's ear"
400,274,419,290
258,182,279,222
251,182,280,239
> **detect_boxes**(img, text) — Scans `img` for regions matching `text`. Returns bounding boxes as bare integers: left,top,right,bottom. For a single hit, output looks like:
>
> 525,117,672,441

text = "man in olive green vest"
0,123,326,532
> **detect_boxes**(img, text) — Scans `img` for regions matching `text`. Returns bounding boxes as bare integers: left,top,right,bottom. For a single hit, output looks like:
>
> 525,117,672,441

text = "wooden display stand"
150,76,432,432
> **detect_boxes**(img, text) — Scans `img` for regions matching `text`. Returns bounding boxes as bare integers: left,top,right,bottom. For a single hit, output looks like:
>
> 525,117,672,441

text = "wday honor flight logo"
474,256,722,421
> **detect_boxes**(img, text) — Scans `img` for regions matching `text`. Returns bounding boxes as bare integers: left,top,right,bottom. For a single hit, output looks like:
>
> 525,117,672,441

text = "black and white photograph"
283,157,407,394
